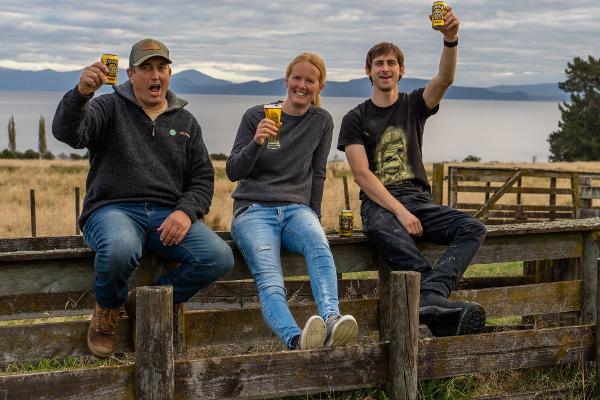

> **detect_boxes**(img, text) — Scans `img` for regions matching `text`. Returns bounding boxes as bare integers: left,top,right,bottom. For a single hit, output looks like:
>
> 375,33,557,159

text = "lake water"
0,91,561,162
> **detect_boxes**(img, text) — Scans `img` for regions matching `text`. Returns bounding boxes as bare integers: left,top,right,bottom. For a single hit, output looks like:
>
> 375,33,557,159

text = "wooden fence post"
448,167,457,208
378,256,392,342
135,286,174,400
29,189,36,237
431,163,444,205
549,177,557,221
74,187,81,235
596,230,600,394
582,231,599,325
388,271,419,400
580,176,592,218
173,304,186,358
571,173,580,218
342,175,351,210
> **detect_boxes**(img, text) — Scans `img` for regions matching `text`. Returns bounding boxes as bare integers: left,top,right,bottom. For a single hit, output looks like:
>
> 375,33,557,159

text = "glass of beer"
264,103,282,149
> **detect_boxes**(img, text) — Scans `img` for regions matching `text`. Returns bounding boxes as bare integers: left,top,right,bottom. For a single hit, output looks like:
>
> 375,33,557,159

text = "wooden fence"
13,167,600,237
580,175,600,218
431,163,600,224
1,219,600,399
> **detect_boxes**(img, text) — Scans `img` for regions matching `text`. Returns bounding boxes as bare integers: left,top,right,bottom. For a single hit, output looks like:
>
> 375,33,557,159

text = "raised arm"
423,4,460,110
52,61,111,149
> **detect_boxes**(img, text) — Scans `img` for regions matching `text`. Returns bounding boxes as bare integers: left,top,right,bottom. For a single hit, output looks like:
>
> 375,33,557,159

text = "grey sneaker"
299,315,326,350
324,315,358,347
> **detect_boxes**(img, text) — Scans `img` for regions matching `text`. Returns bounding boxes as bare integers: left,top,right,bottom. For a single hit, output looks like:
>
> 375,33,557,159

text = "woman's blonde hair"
285,52,326,107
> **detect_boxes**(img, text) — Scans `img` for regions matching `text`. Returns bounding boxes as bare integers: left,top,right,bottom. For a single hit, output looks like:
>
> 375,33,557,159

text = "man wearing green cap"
53,38,234,358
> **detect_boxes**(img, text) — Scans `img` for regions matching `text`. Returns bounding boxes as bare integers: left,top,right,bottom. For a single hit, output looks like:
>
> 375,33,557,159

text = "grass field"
3,159,600,238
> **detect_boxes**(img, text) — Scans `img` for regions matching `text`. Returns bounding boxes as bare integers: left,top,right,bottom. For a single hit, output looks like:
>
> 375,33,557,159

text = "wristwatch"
444,38,459,48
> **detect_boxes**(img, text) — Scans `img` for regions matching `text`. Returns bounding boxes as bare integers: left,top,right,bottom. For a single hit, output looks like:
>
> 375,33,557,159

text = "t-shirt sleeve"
336,107,364,152
411,88,439,121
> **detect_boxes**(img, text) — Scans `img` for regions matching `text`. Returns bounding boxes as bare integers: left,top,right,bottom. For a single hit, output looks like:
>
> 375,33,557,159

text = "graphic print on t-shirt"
374,126,414,186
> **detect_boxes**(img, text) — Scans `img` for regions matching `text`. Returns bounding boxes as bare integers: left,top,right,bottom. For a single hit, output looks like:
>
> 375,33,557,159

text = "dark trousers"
361,184,487,297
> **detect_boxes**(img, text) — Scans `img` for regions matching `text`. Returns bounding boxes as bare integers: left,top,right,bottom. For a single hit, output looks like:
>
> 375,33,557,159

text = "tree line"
548,55,599,161
3,114,88,160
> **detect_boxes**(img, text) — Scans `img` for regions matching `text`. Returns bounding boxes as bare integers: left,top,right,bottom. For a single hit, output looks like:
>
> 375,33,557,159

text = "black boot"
419,291,486,336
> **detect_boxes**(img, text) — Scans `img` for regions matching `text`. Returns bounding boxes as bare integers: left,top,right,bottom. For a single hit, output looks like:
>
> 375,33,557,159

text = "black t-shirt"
337,88,438,201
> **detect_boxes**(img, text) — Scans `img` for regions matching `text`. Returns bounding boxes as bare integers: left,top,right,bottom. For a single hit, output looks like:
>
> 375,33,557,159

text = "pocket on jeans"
301,204,320,221
232,204,255,228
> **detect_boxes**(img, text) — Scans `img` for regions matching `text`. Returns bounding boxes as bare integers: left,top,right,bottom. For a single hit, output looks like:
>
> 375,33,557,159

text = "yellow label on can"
101,53,119,85
432,1,446,30
339,210,354,237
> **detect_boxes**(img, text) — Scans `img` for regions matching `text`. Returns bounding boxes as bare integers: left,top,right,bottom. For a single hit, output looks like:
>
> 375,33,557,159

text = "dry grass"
3,159,600,238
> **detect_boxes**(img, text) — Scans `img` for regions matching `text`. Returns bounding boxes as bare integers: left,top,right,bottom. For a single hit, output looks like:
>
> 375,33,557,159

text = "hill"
0,67,568,101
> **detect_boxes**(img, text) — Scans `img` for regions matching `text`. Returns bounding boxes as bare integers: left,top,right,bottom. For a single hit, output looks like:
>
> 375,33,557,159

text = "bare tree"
38,115,47,158
8,114,16,152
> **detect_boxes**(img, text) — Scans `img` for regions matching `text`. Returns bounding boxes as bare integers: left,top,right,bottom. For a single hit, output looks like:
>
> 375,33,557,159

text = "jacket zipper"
152,121,155,137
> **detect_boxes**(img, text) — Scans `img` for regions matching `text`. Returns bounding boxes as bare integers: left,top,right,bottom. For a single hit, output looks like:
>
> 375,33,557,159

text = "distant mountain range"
0,67,569,102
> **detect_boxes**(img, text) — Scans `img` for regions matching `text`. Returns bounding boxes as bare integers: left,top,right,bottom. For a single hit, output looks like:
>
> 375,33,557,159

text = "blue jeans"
83,203,234,308
231,203,340,349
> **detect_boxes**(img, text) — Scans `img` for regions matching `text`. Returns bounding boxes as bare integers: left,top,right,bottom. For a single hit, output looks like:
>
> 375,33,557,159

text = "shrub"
210,153,228,161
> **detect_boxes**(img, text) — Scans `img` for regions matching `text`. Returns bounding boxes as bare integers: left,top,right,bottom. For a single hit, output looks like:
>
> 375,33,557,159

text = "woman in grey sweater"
226,52,358,350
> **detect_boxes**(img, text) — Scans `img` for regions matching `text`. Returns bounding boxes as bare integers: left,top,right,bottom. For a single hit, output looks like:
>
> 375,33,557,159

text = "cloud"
0,0,598,85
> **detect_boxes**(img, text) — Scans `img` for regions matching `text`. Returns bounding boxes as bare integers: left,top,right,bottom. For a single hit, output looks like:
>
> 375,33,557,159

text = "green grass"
0,314,89,327
418,375,477,400
270,365,595,399
277,388,388,400
2,354,132,376
464,261,523,278
342,262,523,281
48,164,87,174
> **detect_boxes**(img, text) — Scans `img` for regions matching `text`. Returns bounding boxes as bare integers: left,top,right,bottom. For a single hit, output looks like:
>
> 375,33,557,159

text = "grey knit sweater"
226,104,333,217
52,81,214,229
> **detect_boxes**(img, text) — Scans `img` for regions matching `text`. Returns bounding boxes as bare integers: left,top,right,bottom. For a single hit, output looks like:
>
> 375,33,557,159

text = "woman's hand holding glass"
253,118,279,146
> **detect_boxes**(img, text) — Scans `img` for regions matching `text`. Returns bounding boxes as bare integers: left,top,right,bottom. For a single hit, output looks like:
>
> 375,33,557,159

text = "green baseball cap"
129,38,172,68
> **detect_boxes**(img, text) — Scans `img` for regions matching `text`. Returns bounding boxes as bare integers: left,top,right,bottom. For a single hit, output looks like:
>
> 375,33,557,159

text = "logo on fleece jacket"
168,129,191,138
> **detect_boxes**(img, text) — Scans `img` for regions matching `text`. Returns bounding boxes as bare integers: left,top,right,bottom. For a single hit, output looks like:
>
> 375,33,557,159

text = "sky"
0,0,598,87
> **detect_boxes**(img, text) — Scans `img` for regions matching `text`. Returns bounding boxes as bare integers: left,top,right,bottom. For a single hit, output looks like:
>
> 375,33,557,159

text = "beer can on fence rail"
431,1,446,31
339,210,354,237
101,53,119,85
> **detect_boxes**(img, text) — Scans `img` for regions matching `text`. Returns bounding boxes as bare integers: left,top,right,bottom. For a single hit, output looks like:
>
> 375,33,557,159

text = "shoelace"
96,308,119,334
325,315,341,339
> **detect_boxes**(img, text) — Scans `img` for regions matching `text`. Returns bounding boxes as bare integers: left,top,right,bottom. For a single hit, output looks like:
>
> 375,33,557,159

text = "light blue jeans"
83,203,234,308
231,203,340,349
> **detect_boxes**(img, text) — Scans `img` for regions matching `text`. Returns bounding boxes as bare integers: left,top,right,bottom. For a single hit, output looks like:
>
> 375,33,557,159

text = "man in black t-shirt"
338,5,487,337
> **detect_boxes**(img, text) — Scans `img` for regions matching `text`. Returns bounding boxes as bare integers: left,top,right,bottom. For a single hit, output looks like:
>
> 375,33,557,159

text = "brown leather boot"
87,303,120,358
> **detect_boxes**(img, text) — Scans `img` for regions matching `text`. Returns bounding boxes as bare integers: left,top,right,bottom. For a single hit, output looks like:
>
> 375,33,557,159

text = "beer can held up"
431,1,446,31
101,54,119,85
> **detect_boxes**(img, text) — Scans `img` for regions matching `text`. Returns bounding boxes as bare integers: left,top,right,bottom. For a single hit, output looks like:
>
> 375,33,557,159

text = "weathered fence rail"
1,218,600,399
431,163,600,224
